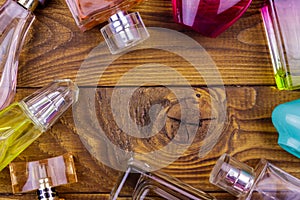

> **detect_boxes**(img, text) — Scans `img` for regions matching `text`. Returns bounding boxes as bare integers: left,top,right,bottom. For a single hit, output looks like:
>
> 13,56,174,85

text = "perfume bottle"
65,0,149,54
110,159,216,200
272,99,300,159
210,153,300,200
172,0,252,37
261,0,300,90
0,0,45,110
0,79,79,172
9,153,78,200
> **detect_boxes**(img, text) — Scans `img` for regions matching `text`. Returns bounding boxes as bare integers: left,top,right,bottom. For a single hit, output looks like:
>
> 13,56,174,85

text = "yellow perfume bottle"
0,79,79,171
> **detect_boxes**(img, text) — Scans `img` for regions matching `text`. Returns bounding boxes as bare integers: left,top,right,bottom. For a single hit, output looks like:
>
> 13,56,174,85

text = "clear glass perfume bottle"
65,0,149,54
210,153,300,200
172,0,252,37
261,0,300,90
272,99,300,159
0,0,41,110
0,79,79,172
9,153,78,200
110,159,216,200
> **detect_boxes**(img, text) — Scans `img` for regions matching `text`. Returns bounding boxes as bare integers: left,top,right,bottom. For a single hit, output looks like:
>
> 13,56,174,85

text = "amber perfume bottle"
261,0,300,90
65,0,149,54
0,0,47,110
210,154,300,200
110,159,216,200
0,79,78,172
9,153,78,200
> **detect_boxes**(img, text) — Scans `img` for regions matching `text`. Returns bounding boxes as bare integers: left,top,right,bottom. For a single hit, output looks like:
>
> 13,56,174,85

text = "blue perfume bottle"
272,99,300,158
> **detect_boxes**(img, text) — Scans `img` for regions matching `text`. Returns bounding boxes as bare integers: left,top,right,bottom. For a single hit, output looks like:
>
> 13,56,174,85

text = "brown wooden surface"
1,0,300,199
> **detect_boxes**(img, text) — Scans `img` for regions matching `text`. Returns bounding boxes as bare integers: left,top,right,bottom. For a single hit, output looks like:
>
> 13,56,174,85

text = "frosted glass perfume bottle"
110,159,216,200
0,0,41,110
9,153,78,200
65,0,149,54
172,0,252,37
261,0,300,90
210,154,300,200
0,79,79,172
272,99,300,159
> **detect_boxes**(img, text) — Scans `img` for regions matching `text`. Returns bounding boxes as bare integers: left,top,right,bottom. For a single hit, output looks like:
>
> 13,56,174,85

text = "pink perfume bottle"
210,154,300,200
0,0,45,110
9,154,78,199
172,0,252,37
65,0,149,54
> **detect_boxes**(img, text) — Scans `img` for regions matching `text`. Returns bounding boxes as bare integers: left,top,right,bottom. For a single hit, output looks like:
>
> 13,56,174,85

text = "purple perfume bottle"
210,154,300,200
172,0,252,37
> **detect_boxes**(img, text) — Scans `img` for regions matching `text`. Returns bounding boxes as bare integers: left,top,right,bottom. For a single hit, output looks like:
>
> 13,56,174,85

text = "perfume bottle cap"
101,11,150,54
272,99,300,159
38,0,49,8
9,153,78,193
17,0,39,11
209,154,255,197
21,79,79,132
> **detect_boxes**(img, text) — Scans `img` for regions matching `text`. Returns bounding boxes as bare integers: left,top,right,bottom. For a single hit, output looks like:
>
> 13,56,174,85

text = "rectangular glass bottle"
110,159,216,200
261,0,300,90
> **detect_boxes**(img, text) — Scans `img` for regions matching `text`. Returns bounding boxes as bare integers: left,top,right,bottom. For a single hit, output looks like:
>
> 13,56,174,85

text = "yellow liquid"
0,103,42,171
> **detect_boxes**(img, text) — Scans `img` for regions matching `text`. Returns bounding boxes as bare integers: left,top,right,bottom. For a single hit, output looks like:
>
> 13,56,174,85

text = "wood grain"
1,0,300,199
0,0,274,87
1,87,300,199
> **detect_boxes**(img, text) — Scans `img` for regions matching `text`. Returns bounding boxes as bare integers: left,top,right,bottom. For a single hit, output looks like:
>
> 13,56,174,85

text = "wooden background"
1,0,300,199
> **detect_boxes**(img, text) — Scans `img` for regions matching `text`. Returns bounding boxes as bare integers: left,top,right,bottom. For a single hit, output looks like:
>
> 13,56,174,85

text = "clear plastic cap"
209,154,255,197
9,153,78,193
21,79,79,132
101,11,150,54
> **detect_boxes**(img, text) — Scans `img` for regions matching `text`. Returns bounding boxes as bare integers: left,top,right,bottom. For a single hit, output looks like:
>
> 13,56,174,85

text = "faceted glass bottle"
65,0,149,54
261,0,300,90
0,79,79,171
210,154,300,200
0,0,39,110
110,159,216,200
172,0,252,37
9,153,78,200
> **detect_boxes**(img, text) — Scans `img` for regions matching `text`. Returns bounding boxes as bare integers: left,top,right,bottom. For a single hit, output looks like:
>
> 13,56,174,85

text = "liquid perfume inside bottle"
9,153,78,199
65,0,149,54
261,0,300,90
0,79,78,172
210,154,300,200
172,0,252,37
110,159,216,200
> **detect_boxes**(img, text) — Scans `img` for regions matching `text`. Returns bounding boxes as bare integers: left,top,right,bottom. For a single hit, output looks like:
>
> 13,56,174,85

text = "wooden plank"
0,0,275,87
0,87,299,196
0,193,235,200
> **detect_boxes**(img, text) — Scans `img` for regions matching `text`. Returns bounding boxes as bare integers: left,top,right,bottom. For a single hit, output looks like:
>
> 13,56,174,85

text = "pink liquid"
172,0,252,37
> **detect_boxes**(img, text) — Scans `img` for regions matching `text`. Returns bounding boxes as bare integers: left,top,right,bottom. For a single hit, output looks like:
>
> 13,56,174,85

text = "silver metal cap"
209,154,255,197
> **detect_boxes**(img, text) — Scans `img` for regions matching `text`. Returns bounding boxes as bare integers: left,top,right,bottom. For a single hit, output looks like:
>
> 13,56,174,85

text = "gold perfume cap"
17,0,39,11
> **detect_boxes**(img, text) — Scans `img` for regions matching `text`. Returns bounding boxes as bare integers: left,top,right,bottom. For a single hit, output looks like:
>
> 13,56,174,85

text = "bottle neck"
37,179,59,200
17,0,38,11
209,154,256,198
